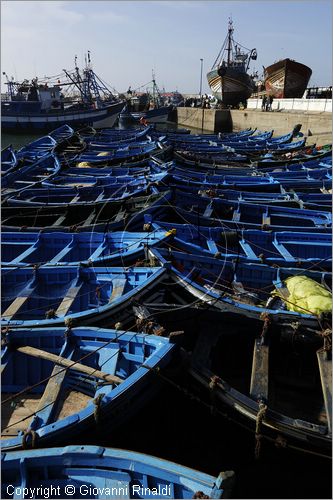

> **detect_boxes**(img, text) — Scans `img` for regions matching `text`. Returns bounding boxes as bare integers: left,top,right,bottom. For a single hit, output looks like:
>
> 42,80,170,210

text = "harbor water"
1,125,331,500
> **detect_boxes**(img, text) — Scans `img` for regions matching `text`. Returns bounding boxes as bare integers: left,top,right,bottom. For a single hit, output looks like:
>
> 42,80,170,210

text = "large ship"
2,53,125,133
207,19,257,107
264,58,312,98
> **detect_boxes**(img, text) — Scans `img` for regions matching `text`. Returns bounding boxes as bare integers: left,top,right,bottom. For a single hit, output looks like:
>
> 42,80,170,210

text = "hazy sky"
1,0,331,94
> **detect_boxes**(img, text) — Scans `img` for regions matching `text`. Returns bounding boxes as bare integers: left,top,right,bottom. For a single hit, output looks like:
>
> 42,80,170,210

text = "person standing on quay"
262,95,267,111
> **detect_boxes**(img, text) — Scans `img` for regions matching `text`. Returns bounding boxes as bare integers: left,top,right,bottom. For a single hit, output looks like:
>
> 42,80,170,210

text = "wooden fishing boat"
149,221,332,270
52,131,87,163
171,168,332,193
172,138,307,154
48,124,76,142
207,19,257,106
41,170,169,189
2,154,61,199
174,144,332,170
167,130,277,145
167,190,332,233
188,313,331,459
1,327,176,450
148,247,332,328
1,190,172,233
168,183,332,211
1,264,167,328
15,135,57,162
2,229,173,267
4,178,166,207
1,445,235,498
61,158,169,178
264,58,312,98
1,145,18,174
76,142,158,165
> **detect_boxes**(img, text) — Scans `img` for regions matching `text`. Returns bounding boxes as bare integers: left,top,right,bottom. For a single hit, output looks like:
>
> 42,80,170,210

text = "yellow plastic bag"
273,275,332,315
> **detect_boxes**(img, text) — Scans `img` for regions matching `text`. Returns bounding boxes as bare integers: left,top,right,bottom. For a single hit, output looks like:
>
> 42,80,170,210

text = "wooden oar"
16,346,124,385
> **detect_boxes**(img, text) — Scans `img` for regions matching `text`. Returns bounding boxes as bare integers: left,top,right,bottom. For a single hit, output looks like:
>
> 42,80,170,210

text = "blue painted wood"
1,265,166,328
148,246,331,327
1,145,18,174
150,223,330,268
170,189,332,232
1,190,172,233
1,328,176,451
1,446,234,498
2,230,171,267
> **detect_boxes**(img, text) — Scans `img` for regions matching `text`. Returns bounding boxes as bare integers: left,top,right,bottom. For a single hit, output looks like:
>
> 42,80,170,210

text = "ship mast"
227,18,233,66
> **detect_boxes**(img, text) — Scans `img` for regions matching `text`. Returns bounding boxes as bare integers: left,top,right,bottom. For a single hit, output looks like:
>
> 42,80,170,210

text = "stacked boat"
1,123,332,494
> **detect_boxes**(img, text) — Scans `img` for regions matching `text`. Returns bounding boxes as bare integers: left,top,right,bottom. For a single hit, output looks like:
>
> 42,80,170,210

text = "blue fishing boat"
1,327,176,450
171,168,332,194
172,171,281,192
5,179,163,207
1,446,235,498
148,247,332,328
1,190,172,233
149,221,332,270
168,190,332,232
169,183,332,210
62,158,168,178
41,170,169,189
48,124,76,142
174,144,332,170
2,229,174,267
2,154,61,199
1,264,166,328
76,142,159,165
2,56,125,133
15,135,57,162
174,154,331,175
1,145,18,174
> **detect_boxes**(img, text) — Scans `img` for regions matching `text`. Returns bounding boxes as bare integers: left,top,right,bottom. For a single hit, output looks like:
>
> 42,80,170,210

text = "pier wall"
176,108,232,133
175,108,332,145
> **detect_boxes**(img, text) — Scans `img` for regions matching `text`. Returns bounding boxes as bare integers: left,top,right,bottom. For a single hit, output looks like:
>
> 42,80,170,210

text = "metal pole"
199,58,203,99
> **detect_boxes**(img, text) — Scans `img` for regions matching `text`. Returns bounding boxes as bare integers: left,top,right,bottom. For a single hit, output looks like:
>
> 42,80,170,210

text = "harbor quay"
174,104,332,145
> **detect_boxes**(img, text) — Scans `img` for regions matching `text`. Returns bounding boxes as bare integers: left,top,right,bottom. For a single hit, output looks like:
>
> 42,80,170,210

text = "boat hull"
1,101,125,133
1,446,234,498
119,106,173,124
207,68,255,106
1,328,176,451
264,59,312,98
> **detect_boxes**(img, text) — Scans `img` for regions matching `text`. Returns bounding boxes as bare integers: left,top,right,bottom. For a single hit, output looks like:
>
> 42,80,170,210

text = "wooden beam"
109,278,127,302
55,283,83,317
16,345,124,385
317,350,332,433
250,338,269,402
2,296,31,321
34,364,67,425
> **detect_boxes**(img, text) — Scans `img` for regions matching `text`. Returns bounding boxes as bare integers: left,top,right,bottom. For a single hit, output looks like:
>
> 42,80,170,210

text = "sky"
1,0,332,95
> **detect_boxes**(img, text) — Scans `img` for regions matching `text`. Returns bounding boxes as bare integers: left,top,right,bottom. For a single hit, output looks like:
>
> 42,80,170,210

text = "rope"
254,402,268,459
193,492,209,499
318,329,332,352
22,429,38,449
93,393,105,425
